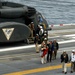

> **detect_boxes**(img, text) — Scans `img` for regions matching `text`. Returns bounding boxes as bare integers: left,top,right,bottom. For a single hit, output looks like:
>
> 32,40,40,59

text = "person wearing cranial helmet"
70,50,75,73
38,15,43,23
39,25,44,43
34,34,39,53
28,22,35,38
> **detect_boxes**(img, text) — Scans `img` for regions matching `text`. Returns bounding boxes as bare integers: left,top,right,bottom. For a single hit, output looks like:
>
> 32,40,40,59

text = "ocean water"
3,0,75,25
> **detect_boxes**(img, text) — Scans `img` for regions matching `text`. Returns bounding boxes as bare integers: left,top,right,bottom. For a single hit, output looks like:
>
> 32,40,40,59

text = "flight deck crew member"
34,34,39,53
36,25,40,35
52,39,59,59
29,22,35,38
60,50,69,74
38,15,43,23
41,41,45,48
70,50,75,73
44,31,48,38
39,26,44,43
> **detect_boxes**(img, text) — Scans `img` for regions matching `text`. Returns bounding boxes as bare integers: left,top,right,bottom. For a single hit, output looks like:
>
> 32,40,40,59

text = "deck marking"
0,48,74,60
3,63,71,75
63,34,75,37
0,39,75,52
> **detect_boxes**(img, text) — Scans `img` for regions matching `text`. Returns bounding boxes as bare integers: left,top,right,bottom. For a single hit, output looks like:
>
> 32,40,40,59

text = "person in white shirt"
70,50,75,73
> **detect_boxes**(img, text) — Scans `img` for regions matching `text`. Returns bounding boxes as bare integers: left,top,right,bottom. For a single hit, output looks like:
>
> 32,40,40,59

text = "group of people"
29,15,75,74
60,50,75,74
34,30,48,53
40,40,59,64
39,39,75,74
28,15,44,39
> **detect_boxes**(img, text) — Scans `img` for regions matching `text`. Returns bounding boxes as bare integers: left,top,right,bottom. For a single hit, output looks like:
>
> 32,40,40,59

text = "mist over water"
2,0,75,25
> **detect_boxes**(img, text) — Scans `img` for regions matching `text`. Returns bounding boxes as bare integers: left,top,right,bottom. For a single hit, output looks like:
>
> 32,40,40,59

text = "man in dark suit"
52,39,59,59
47,41,54,62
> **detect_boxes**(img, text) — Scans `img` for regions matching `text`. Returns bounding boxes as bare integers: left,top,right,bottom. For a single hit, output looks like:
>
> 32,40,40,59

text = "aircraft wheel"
24,39,29,44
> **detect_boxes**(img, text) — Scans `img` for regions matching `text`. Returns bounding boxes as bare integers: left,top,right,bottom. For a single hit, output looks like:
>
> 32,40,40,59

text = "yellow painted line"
3,63,71,75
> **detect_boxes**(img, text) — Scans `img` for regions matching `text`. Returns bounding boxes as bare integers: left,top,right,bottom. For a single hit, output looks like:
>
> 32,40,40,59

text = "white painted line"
48,34,75,39
0,44,35,52
48,29,75,33
72,37,75,39
48,36,60,38
0,47,75,60
58,40,75,44
0,39,75,52
63,34,75,37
